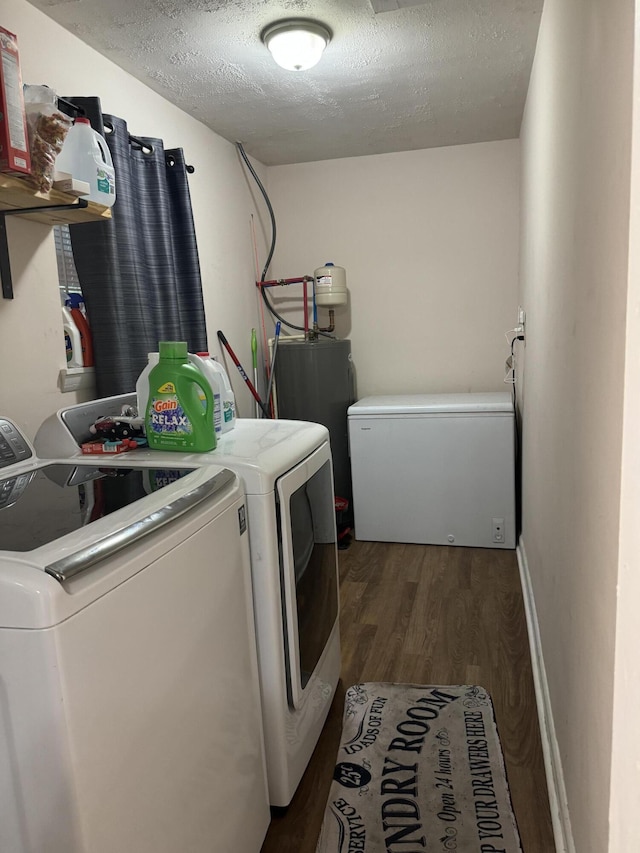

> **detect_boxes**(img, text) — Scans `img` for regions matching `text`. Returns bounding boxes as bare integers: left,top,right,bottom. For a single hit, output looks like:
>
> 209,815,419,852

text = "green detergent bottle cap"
159,341,188,360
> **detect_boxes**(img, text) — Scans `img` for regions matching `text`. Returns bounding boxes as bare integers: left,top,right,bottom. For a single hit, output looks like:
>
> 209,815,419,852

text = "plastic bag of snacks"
23,84,72,192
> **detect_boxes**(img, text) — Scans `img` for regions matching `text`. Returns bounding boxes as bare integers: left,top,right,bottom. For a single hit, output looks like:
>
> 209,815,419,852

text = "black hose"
236,141,275,282
236,141,334,339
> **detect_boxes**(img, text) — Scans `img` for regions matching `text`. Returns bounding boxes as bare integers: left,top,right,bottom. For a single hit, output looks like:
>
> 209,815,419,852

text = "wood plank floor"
261,540,556,853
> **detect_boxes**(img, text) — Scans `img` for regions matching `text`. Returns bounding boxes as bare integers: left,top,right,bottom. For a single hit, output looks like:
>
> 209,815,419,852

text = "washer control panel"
0,419,33,468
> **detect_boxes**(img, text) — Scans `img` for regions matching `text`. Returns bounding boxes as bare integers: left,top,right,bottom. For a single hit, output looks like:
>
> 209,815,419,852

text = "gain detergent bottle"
145,341,216,452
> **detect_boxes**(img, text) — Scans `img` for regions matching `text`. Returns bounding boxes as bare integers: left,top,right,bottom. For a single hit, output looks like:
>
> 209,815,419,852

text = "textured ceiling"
26,0,543,166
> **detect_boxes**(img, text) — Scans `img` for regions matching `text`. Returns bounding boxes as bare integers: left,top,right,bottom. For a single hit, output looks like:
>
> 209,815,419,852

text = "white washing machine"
36,396,342,808
0,417,269,853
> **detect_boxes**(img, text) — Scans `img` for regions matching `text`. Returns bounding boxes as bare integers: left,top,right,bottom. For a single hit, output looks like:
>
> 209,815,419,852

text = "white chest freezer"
347,392,516,549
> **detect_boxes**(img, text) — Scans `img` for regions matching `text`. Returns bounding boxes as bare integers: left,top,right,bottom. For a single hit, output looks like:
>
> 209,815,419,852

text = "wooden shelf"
0,172,112,298
0,173,111,224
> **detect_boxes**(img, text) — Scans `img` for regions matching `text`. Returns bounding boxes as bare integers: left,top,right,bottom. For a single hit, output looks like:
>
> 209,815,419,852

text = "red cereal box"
0,27,31,176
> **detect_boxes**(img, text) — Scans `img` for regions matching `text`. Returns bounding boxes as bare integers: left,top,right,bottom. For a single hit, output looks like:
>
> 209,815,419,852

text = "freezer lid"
348,391,513,416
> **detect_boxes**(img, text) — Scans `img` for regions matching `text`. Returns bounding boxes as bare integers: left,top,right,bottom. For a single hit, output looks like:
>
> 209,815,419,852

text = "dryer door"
276,442,339,709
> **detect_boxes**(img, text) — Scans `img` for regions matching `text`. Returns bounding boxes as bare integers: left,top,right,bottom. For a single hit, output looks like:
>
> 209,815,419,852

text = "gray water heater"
275,338,356,506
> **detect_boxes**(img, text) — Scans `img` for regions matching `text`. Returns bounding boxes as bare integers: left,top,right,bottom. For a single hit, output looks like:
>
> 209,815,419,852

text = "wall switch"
492,517,505,543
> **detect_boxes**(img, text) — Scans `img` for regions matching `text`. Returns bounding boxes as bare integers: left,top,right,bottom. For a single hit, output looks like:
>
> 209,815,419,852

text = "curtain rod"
102,123,194,173
53,99,196,174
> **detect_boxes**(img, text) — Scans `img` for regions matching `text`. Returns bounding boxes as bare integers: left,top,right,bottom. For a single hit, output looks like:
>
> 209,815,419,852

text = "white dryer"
36,397,342,808
0,417,269,853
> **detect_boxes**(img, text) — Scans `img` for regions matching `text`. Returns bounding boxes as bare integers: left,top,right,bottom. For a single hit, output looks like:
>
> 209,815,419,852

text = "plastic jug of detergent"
192,352,236,434
55,117,116,207
189,353,223,438
136,352,159,420
62,300,82,368
66,294,94,366
137,351,233,438
144,341,215,452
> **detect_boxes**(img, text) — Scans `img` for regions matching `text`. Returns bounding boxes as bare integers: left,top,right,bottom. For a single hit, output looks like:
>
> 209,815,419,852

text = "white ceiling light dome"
261,19,332,71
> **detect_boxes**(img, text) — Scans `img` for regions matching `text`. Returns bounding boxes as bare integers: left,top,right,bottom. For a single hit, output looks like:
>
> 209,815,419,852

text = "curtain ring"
129,134,154,154
165,154,195,173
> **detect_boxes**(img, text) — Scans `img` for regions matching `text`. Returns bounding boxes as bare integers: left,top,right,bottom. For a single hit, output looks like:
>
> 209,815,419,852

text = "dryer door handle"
44,468,236,582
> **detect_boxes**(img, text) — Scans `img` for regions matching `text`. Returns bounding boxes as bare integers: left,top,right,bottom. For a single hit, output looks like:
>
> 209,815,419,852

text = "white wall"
518,0,633,850
1,0,267,438
609,6,640,849
267,141,520,399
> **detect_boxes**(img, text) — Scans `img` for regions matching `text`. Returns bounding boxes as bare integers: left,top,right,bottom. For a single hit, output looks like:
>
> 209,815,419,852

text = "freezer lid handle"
44,468,236,583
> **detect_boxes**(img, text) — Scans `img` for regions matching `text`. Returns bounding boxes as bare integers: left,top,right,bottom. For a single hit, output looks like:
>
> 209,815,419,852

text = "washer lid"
0,463,199,553
0,463,240,629
348,392,513,416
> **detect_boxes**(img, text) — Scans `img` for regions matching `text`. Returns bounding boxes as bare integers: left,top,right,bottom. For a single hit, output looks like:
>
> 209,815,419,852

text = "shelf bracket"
0,198,89,300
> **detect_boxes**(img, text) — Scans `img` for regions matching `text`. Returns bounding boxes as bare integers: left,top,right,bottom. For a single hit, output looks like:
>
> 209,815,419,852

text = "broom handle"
217,330,271,419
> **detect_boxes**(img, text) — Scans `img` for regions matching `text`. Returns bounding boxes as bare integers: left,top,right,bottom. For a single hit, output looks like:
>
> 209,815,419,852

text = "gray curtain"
67,98,207,398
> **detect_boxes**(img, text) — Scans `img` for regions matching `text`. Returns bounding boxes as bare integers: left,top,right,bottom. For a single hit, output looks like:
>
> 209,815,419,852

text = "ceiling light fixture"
261,19,332,71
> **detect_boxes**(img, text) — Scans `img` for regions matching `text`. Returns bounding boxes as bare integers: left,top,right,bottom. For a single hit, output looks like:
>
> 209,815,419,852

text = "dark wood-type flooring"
261,540,556,853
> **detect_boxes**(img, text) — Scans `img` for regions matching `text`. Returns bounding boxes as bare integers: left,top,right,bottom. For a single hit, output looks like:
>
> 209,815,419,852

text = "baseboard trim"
516,537,575,853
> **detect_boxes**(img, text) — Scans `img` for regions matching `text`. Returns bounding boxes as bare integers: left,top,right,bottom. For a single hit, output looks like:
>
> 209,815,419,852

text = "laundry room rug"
316,683,522,853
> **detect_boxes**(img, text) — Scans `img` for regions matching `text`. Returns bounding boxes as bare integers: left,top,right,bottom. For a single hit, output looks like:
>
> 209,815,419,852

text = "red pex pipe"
256,275,314,334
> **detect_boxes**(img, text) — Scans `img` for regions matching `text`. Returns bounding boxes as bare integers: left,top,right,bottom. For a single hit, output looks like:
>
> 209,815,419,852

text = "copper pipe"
256,275,314,288
319,309,335,333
